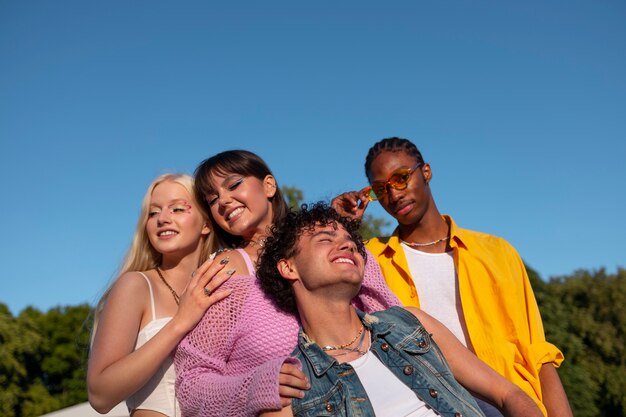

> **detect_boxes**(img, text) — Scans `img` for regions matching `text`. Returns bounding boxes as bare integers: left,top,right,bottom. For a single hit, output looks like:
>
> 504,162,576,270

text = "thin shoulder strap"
235,248,255,275
137,272,157,321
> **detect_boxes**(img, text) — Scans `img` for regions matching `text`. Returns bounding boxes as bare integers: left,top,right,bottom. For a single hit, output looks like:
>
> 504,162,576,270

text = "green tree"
0,304,46,417
280,186,390,240
282,185,304,209
532,267,626,417
0,304,92,417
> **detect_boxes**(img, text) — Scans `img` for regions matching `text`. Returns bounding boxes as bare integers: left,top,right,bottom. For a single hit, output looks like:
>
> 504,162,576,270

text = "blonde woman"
88,174,232,417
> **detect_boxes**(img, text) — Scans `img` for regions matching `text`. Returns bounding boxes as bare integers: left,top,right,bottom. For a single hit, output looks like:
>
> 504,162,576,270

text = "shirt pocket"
294,380,349,417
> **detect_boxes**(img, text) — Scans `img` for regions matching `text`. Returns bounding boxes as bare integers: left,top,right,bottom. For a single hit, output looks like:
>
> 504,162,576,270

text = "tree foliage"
531,267,626,417
280,185,390,239
0,304,91,417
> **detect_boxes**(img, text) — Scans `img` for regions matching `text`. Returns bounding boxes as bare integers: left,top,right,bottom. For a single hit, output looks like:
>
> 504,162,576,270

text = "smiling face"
367,150,434,228
205,172,277,240
280,223,365,293
145,181,210,258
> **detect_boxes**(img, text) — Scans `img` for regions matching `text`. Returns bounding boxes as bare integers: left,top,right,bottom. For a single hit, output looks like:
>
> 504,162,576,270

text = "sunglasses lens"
367,188,378,201
389,171,411,190
369,185,384,200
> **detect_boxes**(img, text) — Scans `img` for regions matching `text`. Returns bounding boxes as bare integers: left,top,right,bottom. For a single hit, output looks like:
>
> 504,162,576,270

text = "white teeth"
159,230,177,236
228,207,244,220
334,258,355,265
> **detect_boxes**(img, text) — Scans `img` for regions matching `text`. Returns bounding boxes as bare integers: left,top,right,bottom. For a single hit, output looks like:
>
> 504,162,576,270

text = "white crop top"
126,272,180,416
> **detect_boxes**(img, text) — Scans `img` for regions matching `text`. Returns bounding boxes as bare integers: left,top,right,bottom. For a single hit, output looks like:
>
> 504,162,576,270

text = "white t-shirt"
402,244,471,348
350,350,438,417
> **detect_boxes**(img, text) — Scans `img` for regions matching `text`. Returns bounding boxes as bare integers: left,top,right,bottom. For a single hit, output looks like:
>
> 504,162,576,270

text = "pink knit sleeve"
352,248,400,312
174,276,298,417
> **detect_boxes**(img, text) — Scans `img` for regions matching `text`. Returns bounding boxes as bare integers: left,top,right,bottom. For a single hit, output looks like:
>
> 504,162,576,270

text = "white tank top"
350,350,438,417
125,272,180,416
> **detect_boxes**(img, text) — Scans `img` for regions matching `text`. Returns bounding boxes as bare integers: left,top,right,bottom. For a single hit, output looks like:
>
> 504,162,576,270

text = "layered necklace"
401,235,450,248
155,267,180,305
321,324,369,357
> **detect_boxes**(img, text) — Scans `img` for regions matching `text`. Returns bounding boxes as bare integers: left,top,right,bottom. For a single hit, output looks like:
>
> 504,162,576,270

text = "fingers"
201,286,233,306
331,191,361,217
201,267,235,299
278,363,309,398
195,253,232,289
188,254,219,288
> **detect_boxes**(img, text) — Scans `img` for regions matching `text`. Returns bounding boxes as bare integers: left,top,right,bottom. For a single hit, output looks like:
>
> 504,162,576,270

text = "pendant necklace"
155,267,180,305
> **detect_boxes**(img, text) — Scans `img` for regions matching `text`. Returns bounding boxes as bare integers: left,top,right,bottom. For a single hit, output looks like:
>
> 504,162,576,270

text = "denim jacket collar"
296,309,404,377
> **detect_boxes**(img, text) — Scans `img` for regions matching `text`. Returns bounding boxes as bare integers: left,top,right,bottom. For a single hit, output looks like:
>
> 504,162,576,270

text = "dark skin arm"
539,363,573,417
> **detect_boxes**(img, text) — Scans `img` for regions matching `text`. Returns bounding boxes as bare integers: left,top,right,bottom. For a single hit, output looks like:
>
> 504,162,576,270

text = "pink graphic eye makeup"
168,201,192,214
148,200,192,217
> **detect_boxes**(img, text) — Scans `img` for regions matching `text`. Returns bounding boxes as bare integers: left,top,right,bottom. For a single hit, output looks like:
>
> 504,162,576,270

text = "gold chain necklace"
402,235,450,248
155,267,180,305
324,329,369,357
321,325,365,351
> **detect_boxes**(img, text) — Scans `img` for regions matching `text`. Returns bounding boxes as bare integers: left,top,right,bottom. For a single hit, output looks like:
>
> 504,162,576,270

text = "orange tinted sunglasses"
363,163,422,201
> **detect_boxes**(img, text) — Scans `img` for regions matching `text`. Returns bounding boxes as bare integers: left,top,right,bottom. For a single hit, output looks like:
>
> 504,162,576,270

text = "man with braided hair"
332,137,571,417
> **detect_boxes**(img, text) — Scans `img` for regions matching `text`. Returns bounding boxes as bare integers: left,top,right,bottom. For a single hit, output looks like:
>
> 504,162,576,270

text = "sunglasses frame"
365,162,423,201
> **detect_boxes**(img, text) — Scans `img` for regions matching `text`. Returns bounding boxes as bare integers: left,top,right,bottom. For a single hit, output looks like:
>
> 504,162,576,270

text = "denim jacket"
291,307,486,417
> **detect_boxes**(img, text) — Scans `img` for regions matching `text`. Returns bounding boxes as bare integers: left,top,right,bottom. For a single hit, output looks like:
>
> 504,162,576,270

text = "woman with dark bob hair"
174,150,400,417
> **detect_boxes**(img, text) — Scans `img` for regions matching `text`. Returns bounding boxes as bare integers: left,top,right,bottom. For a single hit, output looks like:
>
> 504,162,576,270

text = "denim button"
454,413,462,417
403,365,413,375
429,388,438,398
325,402,333,412
418,340,427,348
381,343,389,352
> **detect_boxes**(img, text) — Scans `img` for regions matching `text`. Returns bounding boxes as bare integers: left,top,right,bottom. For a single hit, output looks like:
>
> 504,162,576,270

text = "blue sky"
1,1,624,315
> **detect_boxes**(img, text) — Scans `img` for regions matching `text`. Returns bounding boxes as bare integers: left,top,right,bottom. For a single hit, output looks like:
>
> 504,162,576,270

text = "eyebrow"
149,199,190,208
219,174,243,187
371,165,413,182
312,230,337,238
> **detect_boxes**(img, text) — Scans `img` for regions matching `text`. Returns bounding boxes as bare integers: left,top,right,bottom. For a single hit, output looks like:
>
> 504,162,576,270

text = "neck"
298,298,362,351
159,249,201,284
397,209,449,252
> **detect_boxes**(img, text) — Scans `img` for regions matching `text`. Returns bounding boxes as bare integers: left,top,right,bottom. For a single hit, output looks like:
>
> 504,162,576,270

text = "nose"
339,235,357,253
157,209,172,225
386,185,404,203
217,191,233,208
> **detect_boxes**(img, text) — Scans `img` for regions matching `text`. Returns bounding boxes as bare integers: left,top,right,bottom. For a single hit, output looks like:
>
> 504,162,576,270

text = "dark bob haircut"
257,202,366,314
194,150,289,248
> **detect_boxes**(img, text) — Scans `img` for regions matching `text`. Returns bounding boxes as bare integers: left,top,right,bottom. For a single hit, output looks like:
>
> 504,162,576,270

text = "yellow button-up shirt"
366,215,563,415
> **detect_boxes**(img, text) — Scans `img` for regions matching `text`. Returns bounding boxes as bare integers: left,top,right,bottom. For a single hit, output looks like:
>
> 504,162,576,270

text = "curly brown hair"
257,202,366,314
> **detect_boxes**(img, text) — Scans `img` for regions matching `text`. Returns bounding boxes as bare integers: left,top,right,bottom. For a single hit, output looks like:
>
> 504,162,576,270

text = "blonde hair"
92,174,215,333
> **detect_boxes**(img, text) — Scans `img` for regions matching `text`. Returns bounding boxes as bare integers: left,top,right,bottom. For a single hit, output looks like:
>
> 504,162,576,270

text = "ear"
201,223,211,236
421,163,432,184
277,258,299,282
263,175,278,198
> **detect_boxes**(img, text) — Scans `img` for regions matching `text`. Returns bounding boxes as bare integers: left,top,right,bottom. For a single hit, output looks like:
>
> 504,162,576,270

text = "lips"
392,199,414,216
331,255,356,266
157,229,179,237
226,206,244,222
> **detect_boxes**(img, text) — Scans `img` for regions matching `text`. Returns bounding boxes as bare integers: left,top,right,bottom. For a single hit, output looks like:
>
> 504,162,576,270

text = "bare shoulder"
212,249,251,277
403,306,439,333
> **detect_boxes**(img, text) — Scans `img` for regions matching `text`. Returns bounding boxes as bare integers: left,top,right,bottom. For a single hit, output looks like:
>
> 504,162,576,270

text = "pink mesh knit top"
175,249,399,417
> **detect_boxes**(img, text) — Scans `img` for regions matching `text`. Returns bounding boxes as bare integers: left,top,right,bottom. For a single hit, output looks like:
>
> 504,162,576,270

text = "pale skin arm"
539,363,573,417
87,259,232,413
406,307,543,417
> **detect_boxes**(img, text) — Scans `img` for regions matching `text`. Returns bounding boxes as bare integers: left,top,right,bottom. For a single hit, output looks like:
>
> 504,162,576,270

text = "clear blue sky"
1,1,624,315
